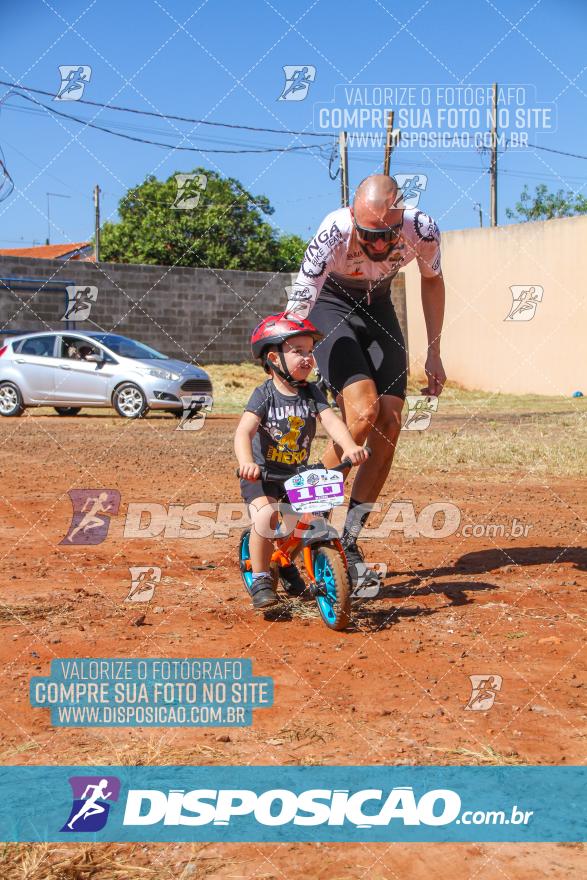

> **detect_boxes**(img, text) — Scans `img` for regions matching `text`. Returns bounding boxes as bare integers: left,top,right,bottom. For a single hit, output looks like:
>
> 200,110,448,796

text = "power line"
525,142,587,161
0,154,14,204
9,93,330,154
0,98,15,202
0,78,327,137
5,79,587,164
3,101,324,153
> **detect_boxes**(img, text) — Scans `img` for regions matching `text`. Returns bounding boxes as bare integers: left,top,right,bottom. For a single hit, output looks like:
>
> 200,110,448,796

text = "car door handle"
15,358,25,363
60,364,72,370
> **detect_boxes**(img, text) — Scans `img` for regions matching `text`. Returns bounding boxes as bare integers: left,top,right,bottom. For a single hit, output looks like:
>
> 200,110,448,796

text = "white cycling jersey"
286,206,441,316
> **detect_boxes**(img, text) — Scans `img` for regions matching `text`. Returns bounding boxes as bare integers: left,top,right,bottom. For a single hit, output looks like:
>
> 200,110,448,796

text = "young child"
234,313,369,609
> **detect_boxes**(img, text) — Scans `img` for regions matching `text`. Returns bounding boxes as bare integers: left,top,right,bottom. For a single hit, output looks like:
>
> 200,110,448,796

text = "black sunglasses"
354,219,403,243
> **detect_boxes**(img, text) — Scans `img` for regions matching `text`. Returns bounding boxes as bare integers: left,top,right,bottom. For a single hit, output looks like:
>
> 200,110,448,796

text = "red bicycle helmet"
251,313,323,359
250,313,323,386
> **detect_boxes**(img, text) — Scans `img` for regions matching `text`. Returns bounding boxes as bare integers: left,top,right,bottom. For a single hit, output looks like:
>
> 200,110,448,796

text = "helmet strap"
263,350,308,388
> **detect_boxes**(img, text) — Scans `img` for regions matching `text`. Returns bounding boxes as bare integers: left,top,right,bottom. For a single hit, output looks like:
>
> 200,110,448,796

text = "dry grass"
0,603,71,624
206,363,587,475
23,364,586,474
0,843,217,880
425,744,528,765
0,742,40,761
279,723,334,745
65,734,227,767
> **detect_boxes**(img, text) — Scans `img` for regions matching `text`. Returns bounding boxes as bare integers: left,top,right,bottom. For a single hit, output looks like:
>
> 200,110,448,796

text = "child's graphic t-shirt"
245,379,330,473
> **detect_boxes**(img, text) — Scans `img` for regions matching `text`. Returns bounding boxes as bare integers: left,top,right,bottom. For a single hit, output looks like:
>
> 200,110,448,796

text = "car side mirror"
86,352,103,363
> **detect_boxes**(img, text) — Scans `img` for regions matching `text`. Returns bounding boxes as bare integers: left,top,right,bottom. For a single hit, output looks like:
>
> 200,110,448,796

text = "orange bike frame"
270,512,347,581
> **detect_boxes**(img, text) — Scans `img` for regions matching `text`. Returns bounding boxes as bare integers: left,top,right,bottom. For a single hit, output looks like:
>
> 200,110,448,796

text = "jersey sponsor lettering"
287,207,441,313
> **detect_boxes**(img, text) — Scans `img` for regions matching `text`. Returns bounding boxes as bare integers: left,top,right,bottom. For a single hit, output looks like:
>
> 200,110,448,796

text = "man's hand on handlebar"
238,462,261,481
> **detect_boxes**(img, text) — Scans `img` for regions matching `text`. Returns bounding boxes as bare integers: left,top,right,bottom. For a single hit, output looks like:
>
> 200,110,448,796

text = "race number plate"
284,469,345,513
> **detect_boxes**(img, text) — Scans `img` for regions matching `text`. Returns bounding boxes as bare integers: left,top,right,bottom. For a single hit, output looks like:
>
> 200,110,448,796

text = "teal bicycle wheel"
238,528,254,596
312,545,351,631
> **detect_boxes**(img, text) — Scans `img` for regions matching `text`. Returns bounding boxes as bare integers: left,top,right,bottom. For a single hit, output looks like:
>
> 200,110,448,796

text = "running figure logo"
278,66,316,101
61,286,98,322
55,66,92,101
352,562,386,598
176,394,212,431
125,566,161,603
465,674,503,711
402,396,438,431
61,776,120,832
394,174,428,209
61,489,121,545
505,285,544,321
173,173,208,210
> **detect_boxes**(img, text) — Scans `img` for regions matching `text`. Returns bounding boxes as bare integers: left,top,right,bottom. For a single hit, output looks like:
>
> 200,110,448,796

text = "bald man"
285,174,446,587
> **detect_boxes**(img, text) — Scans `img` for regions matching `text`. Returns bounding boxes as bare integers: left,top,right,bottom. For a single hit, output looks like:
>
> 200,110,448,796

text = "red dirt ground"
0,411,585,878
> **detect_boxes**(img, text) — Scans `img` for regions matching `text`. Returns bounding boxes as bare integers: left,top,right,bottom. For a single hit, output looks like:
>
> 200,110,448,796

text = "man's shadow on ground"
354,545,586,632
390,545,586,583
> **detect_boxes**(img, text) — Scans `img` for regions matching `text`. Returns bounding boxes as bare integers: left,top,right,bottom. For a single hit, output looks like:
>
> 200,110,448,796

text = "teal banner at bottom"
0,766,584,843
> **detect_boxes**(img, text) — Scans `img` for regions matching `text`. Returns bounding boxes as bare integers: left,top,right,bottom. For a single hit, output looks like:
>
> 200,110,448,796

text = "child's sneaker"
279,562,307,597
249,575,279,609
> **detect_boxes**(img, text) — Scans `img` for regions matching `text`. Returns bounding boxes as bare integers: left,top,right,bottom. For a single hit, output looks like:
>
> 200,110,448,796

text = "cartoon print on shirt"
277,415,304,451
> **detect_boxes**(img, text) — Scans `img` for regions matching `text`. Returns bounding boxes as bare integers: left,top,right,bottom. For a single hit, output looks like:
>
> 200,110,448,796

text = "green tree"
506,183,587,222
100,169,303,271
274,233,307,272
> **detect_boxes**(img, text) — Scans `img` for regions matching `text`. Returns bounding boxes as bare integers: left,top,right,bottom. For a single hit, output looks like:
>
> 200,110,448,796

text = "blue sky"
1,0,586,249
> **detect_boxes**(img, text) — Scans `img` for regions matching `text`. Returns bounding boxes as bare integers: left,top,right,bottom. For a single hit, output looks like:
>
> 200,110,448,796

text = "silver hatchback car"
0,331,213,419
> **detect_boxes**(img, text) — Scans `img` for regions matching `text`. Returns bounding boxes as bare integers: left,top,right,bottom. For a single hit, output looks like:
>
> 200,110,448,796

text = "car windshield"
90,334,168,360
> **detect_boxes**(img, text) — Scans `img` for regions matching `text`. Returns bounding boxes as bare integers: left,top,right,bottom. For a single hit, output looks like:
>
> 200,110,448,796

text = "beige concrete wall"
404,214,586,395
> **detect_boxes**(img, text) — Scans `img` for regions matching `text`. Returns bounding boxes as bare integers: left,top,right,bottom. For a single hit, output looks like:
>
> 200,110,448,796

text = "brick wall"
0,256,407,364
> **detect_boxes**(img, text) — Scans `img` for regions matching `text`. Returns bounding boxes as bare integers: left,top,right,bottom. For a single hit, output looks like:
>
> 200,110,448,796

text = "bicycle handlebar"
236,446,371,482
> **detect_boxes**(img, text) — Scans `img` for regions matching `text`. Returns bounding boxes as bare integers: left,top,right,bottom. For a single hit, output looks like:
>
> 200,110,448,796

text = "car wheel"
54,407,82,416
113,383,149,419
0,381,25,417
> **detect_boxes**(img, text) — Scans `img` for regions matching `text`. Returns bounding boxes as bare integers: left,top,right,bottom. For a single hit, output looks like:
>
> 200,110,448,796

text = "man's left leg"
348,394,403,505
340,394,404,546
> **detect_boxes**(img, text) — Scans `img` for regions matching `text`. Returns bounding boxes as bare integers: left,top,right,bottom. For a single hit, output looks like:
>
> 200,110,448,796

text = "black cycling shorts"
309,287,407,400
240,477,288,507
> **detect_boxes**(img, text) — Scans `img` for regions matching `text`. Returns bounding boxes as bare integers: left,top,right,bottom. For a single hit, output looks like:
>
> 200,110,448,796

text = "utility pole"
46,192,70,245
93,184,101,261
474,202,483,227
489,82,498,226
383,109,395,176
339,131,349,207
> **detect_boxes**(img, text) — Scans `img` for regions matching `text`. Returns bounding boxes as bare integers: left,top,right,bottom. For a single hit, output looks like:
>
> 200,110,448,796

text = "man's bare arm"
421,274,446,396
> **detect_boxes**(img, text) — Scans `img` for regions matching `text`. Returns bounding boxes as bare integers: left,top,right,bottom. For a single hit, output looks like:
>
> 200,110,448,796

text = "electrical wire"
0,78,327,137
9,92,331,154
